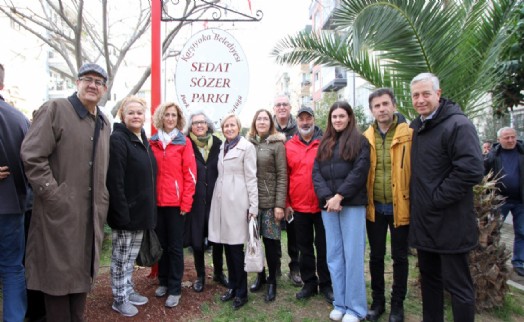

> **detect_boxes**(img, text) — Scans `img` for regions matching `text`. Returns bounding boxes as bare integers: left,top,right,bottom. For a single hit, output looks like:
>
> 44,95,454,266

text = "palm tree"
271,0,521,120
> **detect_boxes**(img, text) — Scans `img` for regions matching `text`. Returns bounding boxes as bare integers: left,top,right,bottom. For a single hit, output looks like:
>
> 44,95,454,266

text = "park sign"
175,28,249,124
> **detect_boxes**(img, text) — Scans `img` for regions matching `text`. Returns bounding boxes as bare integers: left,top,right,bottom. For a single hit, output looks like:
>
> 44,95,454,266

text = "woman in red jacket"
150,102,197,308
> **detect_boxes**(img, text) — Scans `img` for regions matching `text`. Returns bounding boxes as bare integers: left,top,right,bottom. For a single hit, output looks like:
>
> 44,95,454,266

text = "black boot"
264,284,276,302
389,301,404,322
250,271,266,292
193,276,205,292
366,300,385,322
213,272,229,288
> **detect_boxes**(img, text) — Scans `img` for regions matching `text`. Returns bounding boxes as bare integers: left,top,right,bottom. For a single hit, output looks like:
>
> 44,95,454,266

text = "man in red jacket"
285,106,333,303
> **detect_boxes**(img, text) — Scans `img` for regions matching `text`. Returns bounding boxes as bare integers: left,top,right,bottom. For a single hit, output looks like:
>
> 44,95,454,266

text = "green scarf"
190,132,212,161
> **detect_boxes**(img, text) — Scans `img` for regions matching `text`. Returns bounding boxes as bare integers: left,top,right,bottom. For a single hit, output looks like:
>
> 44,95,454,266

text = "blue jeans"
322,206,367,319
0,213,27,321
500,201,524,268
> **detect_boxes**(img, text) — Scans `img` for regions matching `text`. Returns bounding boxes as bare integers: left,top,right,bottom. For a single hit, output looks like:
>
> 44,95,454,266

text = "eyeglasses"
79,77,106,87
192,121,207,126
274,103,289,107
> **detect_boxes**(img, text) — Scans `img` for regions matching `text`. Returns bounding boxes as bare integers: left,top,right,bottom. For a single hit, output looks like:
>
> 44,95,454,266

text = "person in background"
150,102,197,308
484,127,524,277
482,141,493,155
363,88,412,322
0,62,30,322
313,101,370,322
185,110,228,292
107,96,157,317
272,93,302,287
409,73,483,322
286,106,333,304
208,113,258,310
247,109,287,302
21,63,111,321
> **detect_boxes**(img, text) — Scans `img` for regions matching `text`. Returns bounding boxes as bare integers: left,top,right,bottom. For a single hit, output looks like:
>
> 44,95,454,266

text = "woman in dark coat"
107,96,157,317
185,111,228,292
312,101,370,322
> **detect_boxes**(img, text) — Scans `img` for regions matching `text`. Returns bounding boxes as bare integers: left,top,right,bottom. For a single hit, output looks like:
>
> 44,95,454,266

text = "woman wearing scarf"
246,109,287,302
150,102,196,308
208,113,258,310
185,111,228,292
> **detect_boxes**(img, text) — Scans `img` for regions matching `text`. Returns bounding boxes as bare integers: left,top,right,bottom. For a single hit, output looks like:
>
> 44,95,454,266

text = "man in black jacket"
484,127,524,277
409,73,483,322
0,63,30,321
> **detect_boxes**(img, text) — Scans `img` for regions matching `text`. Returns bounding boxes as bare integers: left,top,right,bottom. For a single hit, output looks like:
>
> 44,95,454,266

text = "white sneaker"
329,309,344,321
342,314,360,322
128,292,148,306
165,294,181,307
155,285,168,297
112,302,138,317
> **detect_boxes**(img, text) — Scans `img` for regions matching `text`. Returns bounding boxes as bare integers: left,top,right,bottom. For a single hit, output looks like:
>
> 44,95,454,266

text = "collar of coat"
150,130,187,145
68,92,107,127
246,132,286,145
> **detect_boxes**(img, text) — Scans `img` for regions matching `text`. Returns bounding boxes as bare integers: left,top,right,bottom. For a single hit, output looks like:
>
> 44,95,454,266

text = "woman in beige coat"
208,113,258,310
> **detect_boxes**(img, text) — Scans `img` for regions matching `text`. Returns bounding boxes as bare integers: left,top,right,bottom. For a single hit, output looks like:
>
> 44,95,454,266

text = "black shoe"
389,303,404,322
232,296,248,310
288,270,303,287
213,272,229,287
514,267,524,277
250,272,266,292
220,289,235,302
320,286,334,304
366,301,385,321
193,276,204,293
295,285,318,300
264,284,276,302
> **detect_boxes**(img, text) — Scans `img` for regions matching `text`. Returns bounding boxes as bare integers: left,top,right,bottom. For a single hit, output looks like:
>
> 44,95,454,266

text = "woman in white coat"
208,113,258,310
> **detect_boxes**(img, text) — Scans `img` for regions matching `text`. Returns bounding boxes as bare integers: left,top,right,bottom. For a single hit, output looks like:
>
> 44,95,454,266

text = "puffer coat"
247,132,287,209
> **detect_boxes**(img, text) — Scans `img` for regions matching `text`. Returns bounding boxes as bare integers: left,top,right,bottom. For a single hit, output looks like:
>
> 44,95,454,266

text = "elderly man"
485,127,524,277
21,63,111,321
273,94,302,286
285,106,333,303
0,63,30,322
409,73,483,322
363,88,412,322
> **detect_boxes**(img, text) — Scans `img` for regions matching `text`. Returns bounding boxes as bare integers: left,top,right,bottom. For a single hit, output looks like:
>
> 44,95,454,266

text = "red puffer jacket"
150,131,197,212
285,129,322,213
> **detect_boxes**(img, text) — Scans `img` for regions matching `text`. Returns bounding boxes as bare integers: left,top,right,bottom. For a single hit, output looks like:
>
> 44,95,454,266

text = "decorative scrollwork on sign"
161,0,263,22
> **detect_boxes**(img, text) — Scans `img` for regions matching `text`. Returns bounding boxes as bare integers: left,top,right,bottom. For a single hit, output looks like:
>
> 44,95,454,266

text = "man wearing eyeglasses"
273,94,302,287
21,63,111,320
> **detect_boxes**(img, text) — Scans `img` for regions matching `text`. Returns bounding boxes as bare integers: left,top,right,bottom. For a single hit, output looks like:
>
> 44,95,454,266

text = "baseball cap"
296,106,314,117
78,63,108,81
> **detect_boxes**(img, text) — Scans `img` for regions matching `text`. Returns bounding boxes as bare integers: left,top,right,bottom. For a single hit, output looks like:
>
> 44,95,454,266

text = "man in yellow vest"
363,88,412,322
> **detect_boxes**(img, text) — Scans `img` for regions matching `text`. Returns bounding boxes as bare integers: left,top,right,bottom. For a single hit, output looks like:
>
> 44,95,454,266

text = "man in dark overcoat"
409,72,483,322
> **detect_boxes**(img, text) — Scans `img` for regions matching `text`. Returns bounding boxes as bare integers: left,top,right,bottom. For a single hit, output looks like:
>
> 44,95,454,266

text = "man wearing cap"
285,106,333,303
363,88,412,322
21,63,111,320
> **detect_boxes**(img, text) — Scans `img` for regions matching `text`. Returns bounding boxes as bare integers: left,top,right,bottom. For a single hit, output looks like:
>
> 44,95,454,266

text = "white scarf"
158,128,179,149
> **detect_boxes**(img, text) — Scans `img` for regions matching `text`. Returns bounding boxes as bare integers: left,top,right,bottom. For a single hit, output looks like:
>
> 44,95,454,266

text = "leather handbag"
244,217,264,273
136,229,163,267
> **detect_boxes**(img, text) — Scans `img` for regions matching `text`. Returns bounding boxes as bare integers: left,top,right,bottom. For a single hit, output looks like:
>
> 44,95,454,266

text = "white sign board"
175,28,249,124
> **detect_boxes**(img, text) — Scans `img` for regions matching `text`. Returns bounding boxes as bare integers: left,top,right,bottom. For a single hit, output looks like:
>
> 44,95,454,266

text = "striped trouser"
110,229,144,304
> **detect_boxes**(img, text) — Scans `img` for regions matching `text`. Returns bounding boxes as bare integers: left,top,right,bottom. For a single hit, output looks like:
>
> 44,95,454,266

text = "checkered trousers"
110,229,144,304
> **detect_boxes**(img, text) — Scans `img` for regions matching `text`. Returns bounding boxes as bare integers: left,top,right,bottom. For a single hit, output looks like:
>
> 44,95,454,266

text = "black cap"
78,63,108,81
296,106,314,117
